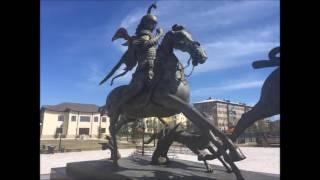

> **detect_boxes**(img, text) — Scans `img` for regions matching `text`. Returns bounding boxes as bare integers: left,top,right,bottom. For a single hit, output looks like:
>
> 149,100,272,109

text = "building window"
71,116,76,121
58,115,64,121
56,127,63,134
80,116,90,122
100,128,106,133
102,117,107,122
94,116,99,122
79,128,90,135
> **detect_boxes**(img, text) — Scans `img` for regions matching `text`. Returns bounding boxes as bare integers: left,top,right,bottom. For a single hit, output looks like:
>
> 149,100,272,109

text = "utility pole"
226,102,230,133
98,114,102,139
153,118,157,147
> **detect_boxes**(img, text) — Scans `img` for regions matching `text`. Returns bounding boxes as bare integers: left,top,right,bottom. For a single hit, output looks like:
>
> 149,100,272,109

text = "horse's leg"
155,94,244,179
208,131,244,179
231,68,280,141
189,147,213,173
115,116,137,133
144,133,157,144
157,94,245,161
207,144,232,173
109,114,120,167
151,141,166,165
231,101,278,141
158,117,169,126
203,160,213,173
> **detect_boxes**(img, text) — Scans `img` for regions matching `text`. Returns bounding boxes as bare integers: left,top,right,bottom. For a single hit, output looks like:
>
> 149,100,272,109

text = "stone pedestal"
50,155,279,180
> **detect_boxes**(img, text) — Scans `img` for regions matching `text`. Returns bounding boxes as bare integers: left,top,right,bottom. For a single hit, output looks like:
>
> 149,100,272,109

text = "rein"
183,56,195,78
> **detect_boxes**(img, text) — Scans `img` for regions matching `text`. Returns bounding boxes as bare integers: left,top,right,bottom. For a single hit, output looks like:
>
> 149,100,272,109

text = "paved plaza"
41,147,279,178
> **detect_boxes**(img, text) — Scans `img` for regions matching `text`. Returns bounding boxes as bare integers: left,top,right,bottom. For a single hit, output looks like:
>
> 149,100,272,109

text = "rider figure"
111,3,164,117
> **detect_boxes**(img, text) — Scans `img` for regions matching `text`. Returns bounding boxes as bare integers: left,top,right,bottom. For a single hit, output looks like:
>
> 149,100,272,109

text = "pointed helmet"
140,3,158,26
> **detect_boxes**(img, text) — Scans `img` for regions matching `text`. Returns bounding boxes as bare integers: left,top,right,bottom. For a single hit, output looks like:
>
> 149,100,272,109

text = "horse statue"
231,47,280,141
100,24,246,179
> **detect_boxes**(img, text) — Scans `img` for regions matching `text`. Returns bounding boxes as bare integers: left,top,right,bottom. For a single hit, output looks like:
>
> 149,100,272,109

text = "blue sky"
40,0,280,107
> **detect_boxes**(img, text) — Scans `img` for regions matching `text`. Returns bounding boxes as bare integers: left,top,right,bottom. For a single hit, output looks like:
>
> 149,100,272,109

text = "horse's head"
165,24,207,66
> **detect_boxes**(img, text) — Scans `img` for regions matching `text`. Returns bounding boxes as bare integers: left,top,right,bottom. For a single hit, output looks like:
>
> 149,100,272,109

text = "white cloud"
192,79,264,97
116,1,279,74
97,62,135,84
194,0,279,29
269,114,280,121
113,40,128,53
76,0,279,91
247,102,257,107
195,40,278,73
94,0,279,97
74,63,106,92
120,9,144,30
108,65,136,85
87,64,105,83
220,80,264,90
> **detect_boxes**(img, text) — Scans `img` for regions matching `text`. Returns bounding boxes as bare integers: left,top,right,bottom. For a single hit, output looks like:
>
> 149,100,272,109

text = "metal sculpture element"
99,3,245,180
144,123,233,174
99,135,121,160
231,47,280,141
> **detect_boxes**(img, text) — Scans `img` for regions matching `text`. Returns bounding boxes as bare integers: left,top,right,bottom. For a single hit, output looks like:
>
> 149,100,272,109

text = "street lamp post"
153,118,157,147
59,124,64,152
58,132,62,152
138,119,146,156
57,124,63,152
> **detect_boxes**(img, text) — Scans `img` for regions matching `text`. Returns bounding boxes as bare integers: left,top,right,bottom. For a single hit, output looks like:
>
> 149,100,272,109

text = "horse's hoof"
206,168,213,173
229,147,246,162
111,163,119,169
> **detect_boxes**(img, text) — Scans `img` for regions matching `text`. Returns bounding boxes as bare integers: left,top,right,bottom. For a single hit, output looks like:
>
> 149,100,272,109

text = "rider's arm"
142,33,163,49
134,34,163,50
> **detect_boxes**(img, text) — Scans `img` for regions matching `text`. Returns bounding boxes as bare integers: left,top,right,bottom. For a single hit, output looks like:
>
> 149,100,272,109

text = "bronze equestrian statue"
99,3,246,180
230,47,280,142
144,123,233,174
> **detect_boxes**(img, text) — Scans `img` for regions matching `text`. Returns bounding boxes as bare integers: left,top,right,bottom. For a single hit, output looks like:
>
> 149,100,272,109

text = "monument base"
50,155,279,180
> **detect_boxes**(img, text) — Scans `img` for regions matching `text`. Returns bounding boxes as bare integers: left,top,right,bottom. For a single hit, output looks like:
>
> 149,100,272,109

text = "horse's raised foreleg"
144,133,157,144
231,100,279,141
115,116,137,133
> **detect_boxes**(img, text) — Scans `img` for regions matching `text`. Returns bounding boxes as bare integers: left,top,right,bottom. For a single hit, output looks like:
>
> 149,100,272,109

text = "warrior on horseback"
100,3,164,117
